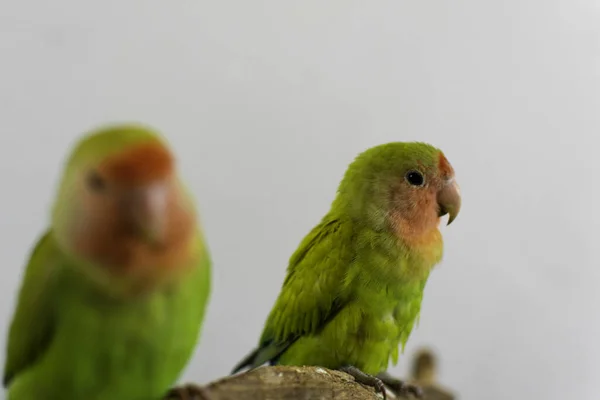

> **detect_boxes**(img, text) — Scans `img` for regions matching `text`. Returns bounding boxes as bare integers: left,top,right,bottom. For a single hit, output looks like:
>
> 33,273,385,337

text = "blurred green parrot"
3,124,211,400
232,142,461,399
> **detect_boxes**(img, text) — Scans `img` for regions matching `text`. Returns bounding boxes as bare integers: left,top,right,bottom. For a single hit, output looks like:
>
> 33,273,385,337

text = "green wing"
3,230,59,387
232,217,355,373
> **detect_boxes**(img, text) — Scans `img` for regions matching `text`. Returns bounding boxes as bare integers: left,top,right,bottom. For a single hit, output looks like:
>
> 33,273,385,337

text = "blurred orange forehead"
100,141,174,184
438,152,454,179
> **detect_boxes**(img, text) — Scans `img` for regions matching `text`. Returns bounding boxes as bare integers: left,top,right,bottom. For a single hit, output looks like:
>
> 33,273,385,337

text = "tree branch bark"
186,349,455,400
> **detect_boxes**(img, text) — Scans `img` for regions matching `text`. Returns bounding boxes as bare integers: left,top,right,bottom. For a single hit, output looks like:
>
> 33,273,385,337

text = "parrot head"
51,123,197,280
335,142,461,242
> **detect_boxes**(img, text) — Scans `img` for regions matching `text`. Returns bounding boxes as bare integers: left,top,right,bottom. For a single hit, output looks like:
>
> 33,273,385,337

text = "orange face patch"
101,141,174,185
437,152,454,179
72,178,196,279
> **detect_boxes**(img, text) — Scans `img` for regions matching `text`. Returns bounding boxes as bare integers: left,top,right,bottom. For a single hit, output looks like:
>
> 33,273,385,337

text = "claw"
339,365,388,399
377,371,423,398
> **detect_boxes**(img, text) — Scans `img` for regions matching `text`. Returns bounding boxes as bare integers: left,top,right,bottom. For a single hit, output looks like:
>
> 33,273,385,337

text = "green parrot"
232,142,461,399
3,124,211,400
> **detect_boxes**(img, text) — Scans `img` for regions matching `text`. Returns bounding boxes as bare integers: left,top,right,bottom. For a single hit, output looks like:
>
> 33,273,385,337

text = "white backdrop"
1,1,599,399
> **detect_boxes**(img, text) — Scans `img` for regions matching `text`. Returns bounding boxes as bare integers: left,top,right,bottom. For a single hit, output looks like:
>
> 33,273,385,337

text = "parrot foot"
377,371,423,398
164,383,212,400
339,365,387,400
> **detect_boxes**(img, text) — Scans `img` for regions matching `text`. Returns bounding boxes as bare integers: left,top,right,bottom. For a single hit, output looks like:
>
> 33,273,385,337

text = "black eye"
405,170,425,186
86,171,106,192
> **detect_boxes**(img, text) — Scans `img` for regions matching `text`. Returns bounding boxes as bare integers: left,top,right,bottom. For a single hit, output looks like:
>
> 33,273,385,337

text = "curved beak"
121,183,169,244
437,178,461,225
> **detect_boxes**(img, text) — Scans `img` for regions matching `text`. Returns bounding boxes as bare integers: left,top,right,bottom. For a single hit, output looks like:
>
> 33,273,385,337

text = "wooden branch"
204,366,380,400
181,349,456,400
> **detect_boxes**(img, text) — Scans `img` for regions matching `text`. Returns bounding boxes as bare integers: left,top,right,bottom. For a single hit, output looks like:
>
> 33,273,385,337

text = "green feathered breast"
4,230,211,400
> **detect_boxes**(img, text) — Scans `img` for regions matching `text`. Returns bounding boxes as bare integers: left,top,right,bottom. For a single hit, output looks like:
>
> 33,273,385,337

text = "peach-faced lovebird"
232,142,460,399
3,124,211,400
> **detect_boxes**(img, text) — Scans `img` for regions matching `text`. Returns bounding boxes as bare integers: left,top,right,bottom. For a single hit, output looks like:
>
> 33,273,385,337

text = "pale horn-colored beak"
437,178,461,225
122,182,169,244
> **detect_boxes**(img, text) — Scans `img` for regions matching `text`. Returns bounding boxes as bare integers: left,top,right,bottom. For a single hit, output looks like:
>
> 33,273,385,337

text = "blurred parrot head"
334,142,461,236
50,123,198,280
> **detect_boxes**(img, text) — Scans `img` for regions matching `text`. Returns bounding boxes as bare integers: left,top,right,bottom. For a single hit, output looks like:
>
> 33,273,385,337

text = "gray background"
1,1,599,399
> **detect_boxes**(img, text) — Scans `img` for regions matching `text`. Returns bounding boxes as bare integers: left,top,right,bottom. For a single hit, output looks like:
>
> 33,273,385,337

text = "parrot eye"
405,170,425,187
86,171,106,192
